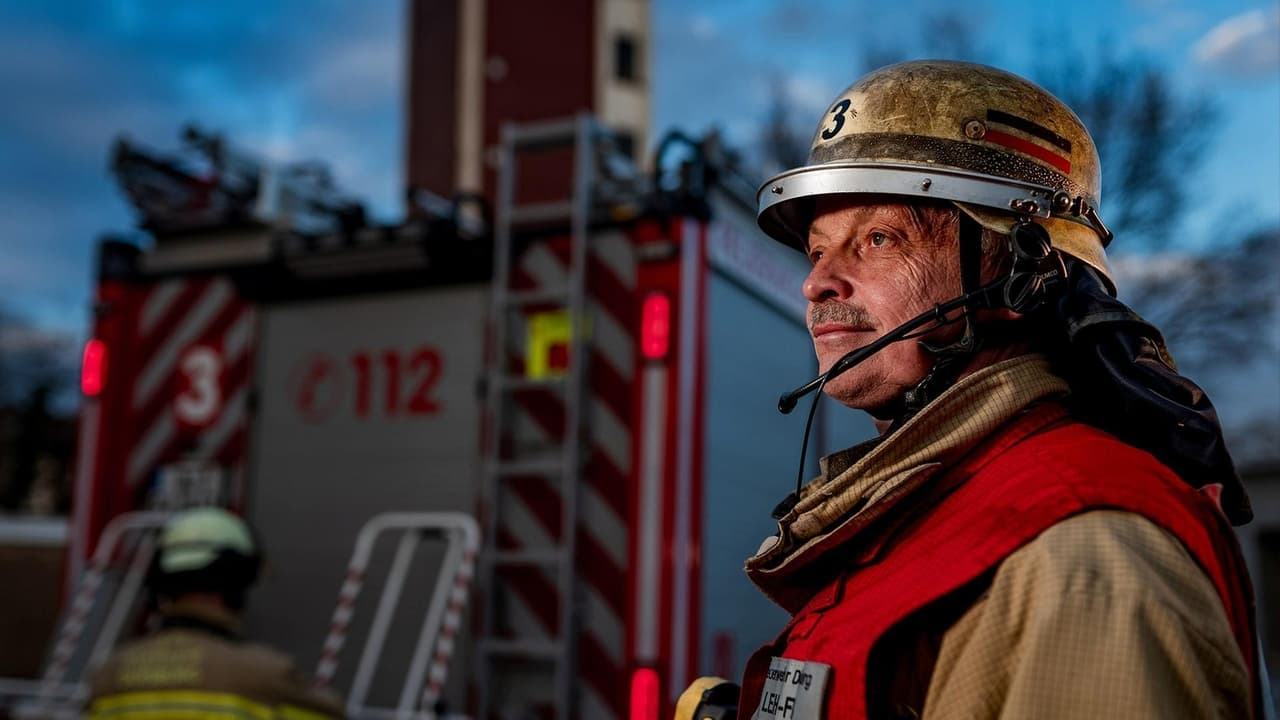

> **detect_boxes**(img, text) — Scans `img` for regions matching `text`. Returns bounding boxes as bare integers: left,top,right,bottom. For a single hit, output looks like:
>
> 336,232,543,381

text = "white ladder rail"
314,512,479,720
0,511,171,719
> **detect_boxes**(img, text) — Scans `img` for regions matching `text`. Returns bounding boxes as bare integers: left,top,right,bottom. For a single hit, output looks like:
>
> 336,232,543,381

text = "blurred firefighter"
737,61,1265,719
87,507,346,719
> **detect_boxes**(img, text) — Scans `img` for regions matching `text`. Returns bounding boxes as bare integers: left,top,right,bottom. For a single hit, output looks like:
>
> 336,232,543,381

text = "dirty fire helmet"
757,60,1116,293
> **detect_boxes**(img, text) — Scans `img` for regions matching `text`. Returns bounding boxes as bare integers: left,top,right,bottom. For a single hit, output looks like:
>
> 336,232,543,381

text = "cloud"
304,34,400,110
761,1,819,37
1193,8,1280,77
1108,250,1198,285
689,15,719,40
0,2,408,344
654,4,855,156
1132,8,1203,50
237,122,402,219
0,22,177,159
0,184,129,289
0,308,79,407
785,75,836,116
0,321,75,356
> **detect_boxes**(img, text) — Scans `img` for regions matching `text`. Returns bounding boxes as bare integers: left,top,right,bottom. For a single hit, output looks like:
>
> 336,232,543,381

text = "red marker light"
81,339,107,396
641,293,671,360
629,667,660,720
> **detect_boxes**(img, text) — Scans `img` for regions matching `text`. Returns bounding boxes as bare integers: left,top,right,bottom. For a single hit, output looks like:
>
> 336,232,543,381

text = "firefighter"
87,507,346,719
738,61,1262,719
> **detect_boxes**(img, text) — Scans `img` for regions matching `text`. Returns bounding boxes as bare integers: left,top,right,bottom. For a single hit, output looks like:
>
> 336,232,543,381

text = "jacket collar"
159,598,244,640
746,354,1069,611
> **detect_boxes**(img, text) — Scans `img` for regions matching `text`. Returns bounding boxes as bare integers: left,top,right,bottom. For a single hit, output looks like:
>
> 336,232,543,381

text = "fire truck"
1,2,878,718
44,117,876,720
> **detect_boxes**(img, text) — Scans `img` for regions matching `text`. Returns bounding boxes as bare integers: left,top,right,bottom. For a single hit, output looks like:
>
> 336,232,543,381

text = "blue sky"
654,0,1280,244
1,0,1277,344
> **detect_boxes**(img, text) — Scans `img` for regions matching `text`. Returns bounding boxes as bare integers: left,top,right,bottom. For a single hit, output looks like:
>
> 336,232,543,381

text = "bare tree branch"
1032,47,1218,252
1116,226,1279,373
758,77,811,175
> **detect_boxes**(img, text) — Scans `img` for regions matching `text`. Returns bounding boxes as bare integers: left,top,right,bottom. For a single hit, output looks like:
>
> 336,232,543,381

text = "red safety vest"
739,404,1258,719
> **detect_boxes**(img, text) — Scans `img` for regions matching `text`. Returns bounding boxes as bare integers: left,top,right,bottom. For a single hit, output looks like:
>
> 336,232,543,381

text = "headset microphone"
777,290,989,414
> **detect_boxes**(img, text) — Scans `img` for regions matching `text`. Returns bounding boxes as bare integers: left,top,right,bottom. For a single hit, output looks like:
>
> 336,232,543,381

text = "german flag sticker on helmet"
977,109,1074,174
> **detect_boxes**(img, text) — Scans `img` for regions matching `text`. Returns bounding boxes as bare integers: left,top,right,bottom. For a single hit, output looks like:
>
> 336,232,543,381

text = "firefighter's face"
803,196,964,416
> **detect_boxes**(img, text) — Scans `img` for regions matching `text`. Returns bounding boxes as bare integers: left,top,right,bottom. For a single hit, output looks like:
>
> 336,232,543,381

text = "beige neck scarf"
746,354,1069,611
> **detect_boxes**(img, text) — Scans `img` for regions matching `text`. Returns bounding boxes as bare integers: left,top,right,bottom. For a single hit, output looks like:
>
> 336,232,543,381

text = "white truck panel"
245,285,488,709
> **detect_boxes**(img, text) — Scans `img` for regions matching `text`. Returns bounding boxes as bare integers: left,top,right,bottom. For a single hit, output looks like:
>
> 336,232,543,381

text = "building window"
614,35,640,83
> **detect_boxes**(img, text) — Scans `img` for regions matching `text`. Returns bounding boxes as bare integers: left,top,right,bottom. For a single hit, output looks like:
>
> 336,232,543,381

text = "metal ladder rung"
510,201,575,225
498,375,567,392
492,549,564,567
505,118,582,148
489,457,565,477
506,288,570,308
481,638,563,660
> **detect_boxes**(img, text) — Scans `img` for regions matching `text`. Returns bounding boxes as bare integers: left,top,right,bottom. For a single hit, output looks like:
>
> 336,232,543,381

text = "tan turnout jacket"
88,601,345,719
748,355,1250,718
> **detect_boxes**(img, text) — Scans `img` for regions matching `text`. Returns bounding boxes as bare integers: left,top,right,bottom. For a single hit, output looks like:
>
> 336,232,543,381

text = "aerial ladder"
474,114,635,720
110,125,366,237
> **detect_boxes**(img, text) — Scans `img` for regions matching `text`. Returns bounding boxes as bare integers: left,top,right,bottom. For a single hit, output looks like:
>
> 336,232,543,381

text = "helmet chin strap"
892,212,988,423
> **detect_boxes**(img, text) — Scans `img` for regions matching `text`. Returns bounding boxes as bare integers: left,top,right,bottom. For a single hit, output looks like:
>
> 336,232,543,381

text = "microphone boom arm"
778,285,998,414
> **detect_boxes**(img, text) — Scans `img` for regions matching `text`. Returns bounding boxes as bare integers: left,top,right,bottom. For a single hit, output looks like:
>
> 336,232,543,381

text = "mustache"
808,302,876,332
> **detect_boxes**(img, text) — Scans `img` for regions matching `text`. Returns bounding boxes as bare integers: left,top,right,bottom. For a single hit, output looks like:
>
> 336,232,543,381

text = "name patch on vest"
751,657,831,720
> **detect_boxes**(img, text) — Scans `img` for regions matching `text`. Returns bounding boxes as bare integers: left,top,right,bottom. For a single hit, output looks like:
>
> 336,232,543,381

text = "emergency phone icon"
291,352,344,424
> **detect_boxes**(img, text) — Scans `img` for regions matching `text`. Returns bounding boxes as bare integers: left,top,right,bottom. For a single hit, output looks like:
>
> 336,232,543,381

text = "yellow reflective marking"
277,704,339,720
90,710,250,720
525,309,573,379
90,689,273,719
